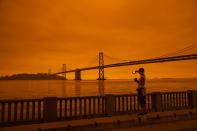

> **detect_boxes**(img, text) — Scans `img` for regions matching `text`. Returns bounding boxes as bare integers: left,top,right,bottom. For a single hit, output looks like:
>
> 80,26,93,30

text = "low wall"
0,90,197,127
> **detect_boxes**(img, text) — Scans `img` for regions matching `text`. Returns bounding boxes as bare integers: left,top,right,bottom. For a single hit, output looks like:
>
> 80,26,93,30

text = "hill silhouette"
0,73,66,80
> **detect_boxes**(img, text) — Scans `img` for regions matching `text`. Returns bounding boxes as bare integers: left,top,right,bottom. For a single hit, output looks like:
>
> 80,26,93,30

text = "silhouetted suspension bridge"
54,43,197,80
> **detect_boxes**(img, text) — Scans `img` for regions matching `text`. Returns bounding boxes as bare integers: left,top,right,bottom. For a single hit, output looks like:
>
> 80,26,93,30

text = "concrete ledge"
44,111,197,131
1,109,197,131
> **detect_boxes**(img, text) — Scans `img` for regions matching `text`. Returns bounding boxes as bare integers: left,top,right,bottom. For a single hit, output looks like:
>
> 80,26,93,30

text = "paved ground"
1,109,197,131
111,119,197,131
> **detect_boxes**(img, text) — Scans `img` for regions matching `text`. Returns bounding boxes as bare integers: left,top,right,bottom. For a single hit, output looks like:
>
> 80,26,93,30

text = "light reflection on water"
0,80,196,100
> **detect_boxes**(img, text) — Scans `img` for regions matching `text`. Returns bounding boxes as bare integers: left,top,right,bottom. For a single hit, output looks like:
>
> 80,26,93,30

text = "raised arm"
134,78,139,83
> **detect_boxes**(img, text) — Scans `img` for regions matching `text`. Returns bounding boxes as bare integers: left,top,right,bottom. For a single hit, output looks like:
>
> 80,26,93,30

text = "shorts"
138,95,146,107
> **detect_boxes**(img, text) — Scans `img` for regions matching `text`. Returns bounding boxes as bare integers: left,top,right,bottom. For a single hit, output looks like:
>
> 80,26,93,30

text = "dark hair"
139,68,144,72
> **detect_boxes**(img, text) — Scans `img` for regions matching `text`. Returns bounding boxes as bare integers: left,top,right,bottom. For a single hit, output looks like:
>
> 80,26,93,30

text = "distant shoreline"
0,76,196,81
0,73,196,81
0,73,66,80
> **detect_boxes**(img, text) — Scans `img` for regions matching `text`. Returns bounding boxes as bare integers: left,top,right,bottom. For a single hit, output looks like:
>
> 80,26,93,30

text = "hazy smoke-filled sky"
0,0,197,79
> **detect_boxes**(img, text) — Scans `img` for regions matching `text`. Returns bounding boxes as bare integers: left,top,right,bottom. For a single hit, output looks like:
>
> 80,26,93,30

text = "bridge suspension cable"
104,53,130,62
155,43,197,58
104,43,197,62
83,55,99,68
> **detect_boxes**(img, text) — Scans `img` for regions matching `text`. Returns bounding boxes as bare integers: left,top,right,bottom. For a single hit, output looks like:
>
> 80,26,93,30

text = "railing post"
44,97,57,122
75,69,81,80
105,94,115,115
188,90,197,108
151,92,162,112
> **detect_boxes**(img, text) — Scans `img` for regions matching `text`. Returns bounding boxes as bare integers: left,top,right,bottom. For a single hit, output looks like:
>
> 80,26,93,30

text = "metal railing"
57,96,105,120
114,94,152,113
0,99,44,125
161,92,190,110
0,90,196,127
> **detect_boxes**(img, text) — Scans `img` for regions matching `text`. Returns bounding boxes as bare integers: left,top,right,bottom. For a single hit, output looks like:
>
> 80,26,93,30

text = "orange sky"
0,0,197,79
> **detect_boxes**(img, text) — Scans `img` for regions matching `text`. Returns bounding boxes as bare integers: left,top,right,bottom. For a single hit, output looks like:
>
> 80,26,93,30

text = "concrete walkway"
111,119,197,131
1,109,197,131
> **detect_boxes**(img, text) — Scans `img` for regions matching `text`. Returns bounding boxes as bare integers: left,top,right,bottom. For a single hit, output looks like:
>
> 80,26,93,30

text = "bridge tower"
48,69,52,75
98,52,105,80
62,64,67,80
75,69,81,80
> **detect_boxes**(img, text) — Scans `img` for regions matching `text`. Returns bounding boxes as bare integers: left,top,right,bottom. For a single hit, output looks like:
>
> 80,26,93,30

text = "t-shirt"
138,74,145,88
137,74,146,96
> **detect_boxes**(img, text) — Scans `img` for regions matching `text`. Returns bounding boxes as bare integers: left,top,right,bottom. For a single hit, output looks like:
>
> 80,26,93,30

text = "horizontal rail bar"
0,99,44,103
58,96,105,100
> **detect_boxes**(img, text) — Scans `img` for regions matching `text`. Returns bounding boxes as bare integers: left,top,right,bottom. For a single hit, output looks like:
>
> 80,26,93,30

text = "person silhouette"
134,68,147,116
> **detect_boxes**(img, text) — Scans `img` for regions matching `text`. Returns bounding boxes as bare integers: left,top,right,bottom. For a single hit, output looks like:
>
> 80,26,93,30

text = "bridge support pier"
75,69,81,80
62,64,67,80
98,52,105,80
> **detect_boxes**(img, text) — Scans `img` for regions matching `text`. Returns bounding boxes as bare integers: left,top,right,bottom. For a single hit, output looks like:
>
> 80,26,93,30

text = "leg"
138,96,144,116
141,96,147,114
138,96,147,115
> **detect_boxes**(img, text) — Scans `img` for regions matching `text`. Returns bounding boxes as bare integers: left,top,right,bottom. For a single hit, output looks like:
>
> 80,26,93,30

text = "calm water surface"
0,80,197,100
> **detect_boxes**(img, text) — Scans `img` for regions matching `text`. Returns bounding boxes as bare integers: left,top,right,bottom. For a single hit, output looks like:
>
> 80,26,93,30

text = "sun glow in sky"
0,0,197,79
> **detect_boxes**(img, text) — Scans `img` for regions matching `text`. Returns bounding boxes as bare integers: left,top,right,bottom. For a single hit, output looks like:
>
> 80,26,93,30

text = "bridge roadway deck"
55,54,197,74
1,109,197,131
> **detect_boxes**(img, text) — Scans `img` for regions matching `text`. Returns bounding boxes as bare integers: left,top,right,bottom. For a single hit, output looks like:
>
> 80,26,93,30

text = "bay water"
0,79,196,100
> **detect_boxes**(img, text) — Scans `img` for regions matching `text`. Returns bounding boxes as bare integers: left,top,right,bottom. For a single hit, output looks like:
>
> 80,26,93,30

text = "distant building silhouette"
48,69,52,75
